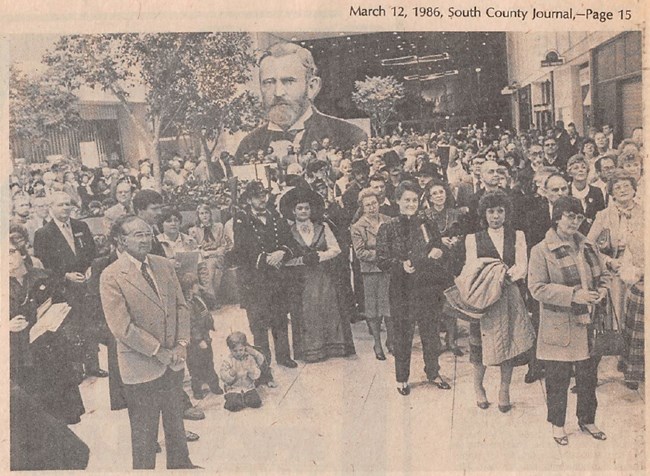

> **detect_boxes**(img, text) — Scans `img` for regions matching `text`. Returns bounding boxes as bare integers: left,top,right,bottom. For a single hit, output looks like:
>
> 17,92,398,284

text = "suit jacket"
376,215,452,320
523,195,552,251
99,253,190,384
235,109,367,160
33,219,96,302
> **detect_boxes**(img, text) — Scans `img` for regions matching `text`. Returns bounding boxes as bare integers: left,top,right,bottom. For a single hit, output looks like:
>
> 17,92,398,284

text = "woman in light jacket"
528,196,610,446
351,188,393,360
189,204,233,306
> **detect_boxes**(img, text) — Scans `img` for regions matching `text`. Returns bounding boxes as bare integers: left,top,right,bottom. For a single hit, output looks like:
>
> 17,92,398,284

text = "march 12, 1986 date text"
349,5,633,23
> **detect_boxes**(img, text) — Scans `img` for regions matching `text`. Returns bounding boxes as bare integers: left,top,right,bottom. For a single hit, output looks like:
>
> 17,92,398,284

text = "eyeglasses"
549,186,568,193
562,212,586,222
530,151,544,156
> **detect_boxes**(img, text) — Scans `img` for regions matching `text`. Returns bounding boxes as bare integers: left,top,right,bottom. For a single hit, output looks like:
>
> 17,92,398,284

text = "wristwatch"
177,340,188,348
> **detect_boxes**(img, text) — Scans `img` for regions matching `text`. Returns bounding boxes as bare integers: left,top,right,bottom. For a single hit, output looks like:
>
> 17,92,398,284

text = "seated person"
219,332,265,412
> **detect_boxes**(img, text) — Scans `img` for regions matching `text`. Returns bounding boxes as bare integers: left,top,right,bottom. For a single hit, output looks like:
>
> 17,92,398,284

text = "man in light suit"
100,215,196,470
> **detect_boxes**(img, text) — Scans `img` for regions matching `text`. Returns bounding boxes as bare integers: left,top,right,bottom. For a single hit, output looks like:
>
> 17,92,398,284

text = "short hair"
478,190,513,228
9,223,29,245
594,154,616,172
49,190,73,206
607,170,637,195
368,173,385,184
424,179,453,207
226,331,248,350
259,42,318,79
394,180,419,202
133,189,163,213
566,154,588,170
158,207,182,228
544,172,567,190
551,196,584,228
357,187,379,207
110,214,144,241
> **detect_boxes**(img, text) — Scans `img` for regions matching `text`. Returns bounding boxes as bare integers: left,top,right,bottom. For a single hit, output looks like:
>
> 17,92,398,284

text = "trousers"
246,303,291,365
393,313,442,383
122,368,192,469
544,357,598,427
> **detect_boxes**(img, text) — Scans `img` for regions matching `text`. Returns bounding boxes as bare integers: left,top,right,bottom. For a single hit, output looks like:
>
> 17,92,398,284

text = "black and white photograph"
3,2,646,472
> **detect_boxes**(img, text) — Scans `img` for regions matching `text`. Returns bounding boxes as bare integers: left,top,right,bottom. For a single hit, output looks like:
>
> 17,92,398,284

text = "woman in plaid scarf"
529,196,610,446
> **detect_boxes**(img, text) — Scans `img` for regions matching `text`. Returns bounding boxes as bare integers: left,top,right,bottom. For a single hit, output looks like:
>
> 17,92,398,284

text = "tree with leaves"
9,64,82,160
352,76,405,137
43,33,262,189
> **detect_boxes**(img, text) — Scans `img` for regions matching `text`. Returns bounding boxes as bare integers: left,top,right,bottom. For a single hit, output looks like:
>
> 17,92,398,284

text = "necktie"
62,222,76,254
203,226,215,243
141,262,159,298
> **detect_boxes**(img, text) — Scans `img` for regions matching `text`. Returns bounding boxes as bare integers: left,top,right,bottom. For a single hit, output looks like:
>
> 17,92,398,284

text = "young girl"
179,273,222,399
219,332,265,412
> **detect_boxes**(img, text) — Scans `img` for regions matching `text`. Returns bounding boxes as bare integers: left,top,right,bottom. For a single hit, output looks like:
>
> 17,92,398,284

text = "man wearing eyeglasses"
542,138,568,171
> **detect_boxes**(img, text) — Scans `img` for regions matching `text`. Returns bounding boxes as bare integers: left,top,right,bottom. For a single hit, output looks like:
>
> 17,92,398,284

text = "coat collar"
544,227,592,252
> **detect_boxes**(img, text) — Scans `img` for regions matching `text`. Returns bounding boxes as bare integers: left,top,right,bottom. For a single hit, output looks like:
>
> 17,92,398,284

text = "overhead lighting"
404,70,459,81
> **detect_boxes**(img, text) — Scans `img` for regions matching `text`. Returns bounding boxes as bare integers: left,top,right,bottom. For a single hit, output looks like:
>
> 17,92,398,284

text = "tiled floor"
72,305,645,472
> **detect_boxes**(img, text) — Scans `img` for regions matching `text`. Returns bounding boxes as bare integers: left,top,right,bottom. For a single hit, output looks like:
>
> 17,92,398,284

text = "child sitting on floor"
180,273,223,399
220,332,265,411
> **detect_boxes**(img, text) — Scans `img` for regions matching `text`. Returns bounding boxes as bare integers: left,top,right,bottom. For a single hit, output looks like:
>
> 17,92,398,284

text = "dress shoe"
476,401,490,410
428,376,451,390
183,407,205,421
186,431,200,442
374,344,386,361
87,369,109,378
397,384,411,396
278,359,298,369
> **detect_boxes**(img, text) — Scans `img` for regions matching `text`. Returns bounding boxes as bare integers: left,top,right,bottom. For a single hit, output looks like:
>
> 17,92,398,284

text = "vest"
475,227,516,267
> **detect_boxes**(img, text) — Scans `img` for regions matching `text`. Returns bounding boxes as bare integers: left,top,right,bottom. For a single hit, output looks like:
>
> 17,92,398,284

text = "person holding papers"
10,236,85,425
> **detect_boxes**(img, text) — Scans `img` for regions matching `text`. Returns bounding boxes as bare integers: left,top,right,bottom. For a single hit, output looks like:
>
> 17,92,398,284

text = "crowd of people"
9,42,645,469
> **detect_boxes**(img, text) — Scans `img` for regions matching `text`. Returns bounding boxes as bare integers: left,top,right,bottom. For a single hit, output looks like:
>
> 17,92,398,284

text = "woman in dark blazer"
528,196,610,445
351,187,393,360
376,181,452,395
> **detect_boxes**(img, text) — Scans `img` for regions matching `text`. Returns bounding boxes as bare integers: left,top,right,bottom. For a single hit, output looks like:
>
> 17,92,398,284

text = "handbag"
590,289,625,357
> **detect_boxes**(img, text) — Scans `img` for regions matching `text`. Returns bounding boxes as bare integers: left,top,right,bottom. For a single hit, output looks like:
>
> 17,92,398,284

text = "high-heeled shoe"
553,435,569,446
374,344,386,361
498,404,512,413
476,401,490,410
578,422,607,440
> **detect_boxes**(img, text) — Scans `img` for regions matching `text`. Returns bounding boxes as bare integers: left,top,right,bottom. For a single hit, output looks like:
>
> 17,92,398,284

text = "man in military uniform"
230,182,299,384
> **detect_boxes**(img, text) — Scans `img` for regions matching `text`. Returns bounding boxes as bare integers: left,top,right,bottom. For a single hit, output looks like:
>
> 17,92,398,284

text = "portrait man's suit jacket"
99,253,190,385
33,218,96,301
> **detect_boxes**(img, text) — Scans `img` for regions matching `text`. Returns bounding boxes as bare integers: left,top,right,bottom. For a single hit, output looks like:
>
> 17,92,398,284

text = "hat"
414,162,439,177
382,150,402,169
350,159,370,175
279,186,325,221
243,181,268,199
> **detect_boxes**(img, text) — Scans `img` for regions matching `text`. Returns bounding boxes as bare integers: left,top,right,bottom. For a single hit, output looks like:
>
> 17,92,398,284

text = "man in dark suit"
235,42,367,161
566,122,583,157
33,191,106,378
542,137,568,172
229,181,299,381
100,215,197,470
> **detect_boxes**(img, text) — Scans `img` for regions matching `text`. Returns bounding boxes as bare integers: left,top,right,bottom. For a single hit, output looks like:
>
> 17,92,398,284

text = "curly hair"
477,190,512,229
